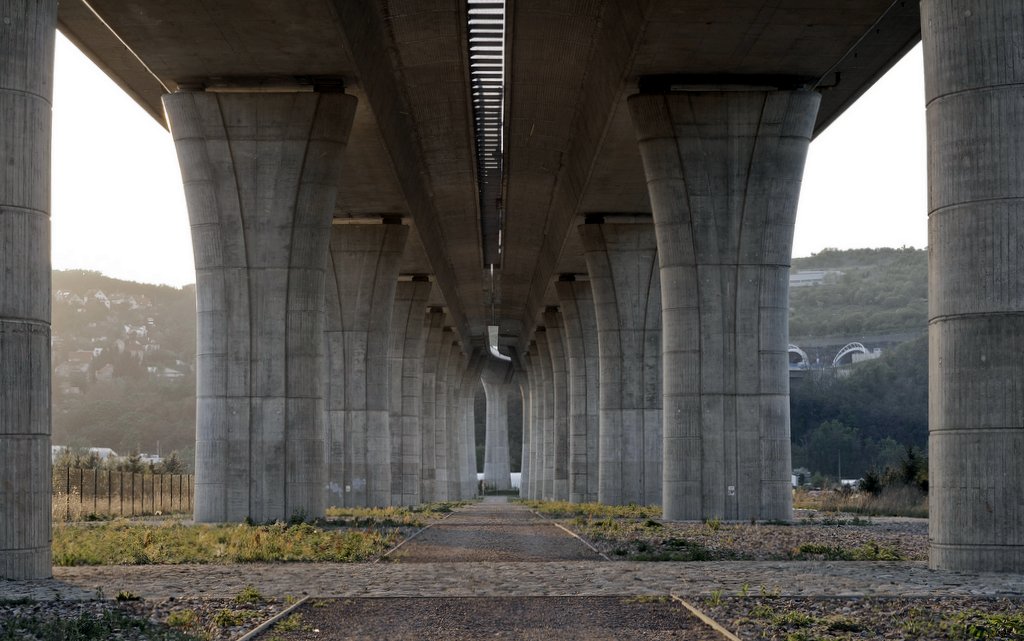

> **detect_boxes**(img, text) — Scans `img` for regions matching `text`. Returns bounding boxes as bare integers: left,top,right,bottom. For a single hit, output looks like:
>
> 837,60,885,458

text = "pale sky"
51,35,927,289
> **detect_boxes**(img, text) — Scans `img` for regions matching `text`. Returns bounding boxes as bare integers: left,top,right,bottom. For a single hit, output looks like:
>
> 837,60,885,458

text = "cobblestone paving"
3,498,1022,603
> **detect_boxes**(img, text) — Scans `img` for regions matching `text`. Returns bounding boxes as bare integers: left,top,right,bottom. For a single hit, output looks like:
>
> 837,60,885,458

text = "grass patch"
52,519,396,565
516,499,661,520
794,486,927,518
325,501,470,528
0,608,201,641
791,541,903,561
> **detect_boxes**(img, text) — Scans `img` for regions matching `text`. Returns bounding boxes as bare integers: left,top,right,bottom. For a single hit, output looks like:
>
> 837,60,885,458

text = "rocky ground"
3,500,1022,640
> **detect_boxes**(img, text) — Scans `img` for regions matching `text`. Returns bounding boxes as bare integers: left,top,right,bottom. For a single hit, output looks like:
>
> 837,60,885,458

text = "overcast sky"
50,35,927,289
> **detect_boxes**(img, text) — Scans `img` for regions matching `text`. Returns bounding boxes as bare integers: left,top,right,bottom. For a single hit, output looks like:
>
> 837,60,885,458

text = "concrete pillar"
419,310,446,503
534,329,556,499
165,90,356,523
923,0,1024,572
388,278,431,506
482,358,515,491
324,222,407,508
524,349,543,499
457,352,484,499
443,340,464,499
556,277,600,503
582,221,662,506
519,353,536,498
0,0,56,580
629,88,818,521
543,308,571,501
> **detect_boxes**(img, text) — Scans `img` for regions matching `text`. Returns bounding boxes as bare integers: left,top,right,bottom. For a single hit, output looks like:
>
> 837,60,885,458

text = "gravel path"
265,596,723,640
391,496,602,563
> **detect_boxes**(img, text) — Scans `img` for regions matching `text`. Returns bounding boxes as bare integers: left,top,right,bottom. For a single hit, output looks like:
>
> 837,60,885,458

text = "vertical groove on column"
923,0,1024,572
516,362,531,497
534,329,556,499
443,340,462,499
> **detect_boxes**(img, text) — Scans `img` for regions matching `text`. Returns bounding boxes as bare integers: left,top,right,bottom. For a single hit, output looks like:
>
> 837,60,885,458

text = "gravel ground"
559,510,928,562
699,595,1024,640
257,596,723,640
392,499,602,563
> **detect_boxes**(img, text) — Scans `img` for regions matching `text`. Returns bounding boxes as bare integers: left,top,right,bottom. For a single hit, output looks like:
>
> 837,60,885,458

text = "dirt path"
390,496,601,563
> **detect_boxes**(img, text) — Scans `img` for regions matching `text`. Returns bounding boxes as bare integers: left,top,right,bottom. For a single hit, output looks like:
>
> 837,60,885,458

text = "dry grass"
52,519,396,566
515,499,662,520
794,486,928,518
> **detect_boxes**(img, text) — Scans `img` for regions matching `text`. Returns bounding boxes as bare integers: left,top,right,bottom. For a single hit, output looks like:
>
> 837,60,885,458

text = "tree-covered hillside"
51,270,197,463
789,247,927,339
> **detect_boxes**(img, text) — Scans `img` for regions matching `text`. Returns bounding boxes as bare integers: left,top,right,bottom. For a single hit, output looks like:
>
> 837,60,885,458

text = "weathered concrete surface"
451,351,483,500
556,278,600,503
630,90,818,522
388,279,431,506
521,352,539,499
534,329,556,500
923,0,1024,573
582,222,662,506
0,0,56,580
443,341,464,500
515,361,532,496
419,313,447,503
325,223,408,508
164,90,356,523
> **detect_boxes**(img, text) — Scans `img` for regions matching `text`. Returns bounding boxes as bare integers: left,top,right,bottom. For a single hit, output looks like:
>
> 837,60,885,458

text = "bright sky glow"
50,35,928,288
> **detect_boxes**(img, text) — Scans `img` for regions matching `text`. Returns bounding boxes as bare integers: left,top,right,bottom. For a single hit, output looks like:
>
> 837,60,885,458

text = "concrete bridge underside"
2,0,1021,577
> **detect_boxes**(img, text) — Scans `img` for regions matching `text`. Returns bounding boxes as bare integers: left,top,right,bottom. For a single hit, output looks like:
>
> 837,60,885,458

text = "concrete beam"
556,278,600,504
325,223,408,508
582,222,662,507
165,90,357,523
923,0,1024,572
388,278,431,506
0,0,56,580
629,89,818,521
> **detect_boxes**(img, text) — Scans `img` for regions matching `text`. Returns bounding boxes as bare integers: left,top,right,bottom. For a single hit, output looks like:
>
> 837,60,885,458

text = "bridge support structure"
0,0,56,580
629,87,819,521
164,89,356,523
482,359,515,492
543,308,571,501
555,277,600,503
522,349,542,499
582,220,663,507
419,315,449,502
388,278,431,506
324,222,407,508
923,0,1024,572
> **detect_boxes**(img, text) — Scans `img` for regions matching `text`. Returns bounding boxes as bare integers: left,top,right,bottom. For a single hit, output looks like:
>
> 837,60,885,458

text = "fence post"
159,472,164,513
79,467,84,515
65,466,70,521
107,470,112,516
93,469,98,515
120,471,124,517
131,473,136,517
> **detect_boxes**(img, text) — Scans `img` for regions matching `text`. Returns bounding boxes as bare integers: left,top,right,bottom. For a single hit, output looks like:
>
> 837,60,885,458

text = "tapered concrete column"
524,349,544,499
516,364,532,496
534,329,556,499
324,222,407,508
543,308,571,501
556,277,600,503
0,0,56,580
923,1,1024,572
165,90,357,523
443,340,464,499
629,88,818,521
482,358,515,491
388,278,431,506
520,352,538,498
420,310,447,502
456,352,484,499
582,221,662,506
